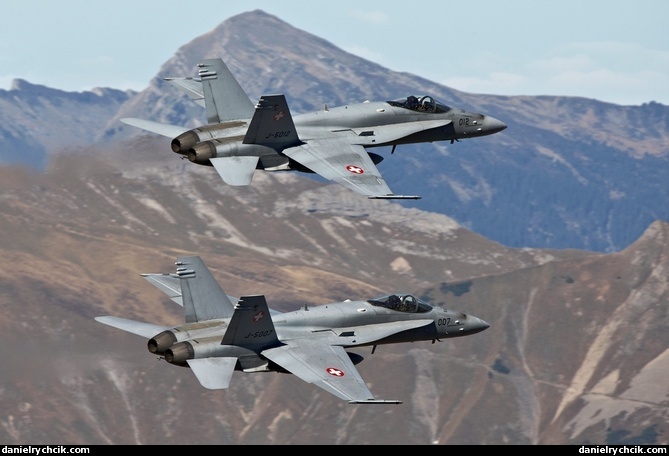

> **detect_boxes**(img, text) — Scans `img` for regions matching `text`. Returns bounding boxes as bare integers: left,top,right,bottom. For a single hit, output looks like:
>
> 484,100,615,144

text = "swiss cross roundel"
326,367,345,377
345,165,364,174
253,311,265,322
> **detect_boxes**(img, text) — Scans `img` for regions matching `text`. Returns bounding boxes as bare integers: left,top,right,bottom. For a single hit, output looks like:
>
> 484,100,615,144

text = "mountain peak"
8,78,67,95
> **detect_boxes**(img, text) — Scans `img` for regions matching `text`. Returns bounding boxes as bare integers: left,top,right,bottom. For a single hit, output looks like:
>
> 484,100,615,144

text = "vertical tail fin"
175,256,235,323
221,295,280,349
242,94,301,149
197,58,255,123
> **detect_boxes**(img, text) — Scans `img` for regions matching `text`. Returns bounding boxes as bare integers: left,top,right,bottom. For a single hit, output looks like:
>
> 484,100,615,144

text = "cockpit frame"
368,294,432,313
387,95,451,114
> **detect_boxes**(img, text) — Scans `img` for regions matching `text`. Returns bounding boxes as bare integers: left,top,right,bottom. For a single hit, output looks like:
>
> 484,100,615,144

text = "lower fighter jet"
95,256,489,404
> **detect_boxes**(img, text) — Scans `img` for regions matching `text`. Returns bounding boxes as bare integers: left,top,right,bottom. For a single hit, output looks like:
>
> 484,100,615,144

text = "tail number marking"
265,130,292,139
244,329,274,339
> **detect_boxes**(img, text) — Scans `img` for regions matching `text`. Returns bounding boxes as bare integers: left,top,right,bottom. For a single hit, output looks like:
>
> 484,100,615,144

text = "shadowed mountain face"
0,147,666,445
0,10,667,252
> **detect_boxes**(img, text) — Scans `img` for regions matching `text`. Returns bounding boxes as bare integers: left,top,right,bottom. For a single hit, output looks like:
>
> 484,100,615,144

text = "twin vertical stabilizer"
197,58,255,123
175,256,235,323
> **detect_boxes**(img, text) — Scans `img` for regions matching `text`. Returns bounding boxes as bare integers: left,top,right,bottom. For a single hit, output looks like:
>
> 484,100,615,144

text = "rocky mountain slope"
0,147,666,445
0,10,667,252
0,79,134,169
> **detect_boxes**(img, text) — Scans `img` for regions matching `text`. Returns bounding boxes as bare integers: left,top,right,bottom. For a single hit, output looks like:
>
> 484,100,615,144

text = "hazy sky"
2,0,667,106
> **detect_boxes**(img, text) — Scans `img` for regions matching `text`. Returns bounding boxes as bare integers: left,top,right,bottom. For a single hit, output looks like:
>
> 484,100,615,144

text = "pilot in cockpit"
418,96,435,112
405,96,419,110
368,294,431,313
387,294,402,310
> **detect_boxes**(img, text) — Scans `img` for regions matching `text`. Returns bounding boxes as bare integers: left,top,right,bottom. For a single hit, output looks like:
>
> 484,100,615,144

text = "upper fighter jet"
95,256,489,404
122,58,506,199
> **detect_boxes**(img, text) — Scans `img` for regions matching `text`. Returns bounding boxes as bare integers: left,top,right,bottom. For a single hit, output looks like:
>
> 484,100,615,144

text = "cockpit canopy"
387,95,451,114
368,294,432,313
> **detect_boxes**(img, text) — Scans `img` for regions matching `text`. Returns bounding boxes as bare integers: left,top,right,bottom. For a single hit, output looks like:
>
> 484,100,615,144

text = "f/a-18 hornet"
122,58,506,199
96,256,489,404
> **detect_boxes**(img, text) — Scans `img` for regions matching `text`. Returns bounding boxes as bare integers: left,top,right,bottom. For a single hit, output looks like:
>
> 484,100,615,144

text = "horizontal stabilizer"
187,358,237,389
94,316,169,339
120,117,189,138
210,156,259,186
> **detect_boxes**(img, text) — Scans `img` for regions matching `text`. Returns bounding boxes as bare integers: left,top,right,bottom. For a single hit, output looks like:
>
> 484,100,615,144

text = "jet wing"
282,140,420,199
94,316,169,339
165,77,205,108
120,117,189,138
262,340,401,404
141,273,183,306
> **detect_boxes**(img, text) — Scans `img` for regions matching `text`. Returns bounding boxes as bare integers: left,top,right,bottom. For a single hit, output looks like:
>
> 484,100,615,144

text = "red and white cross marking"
326,367,345,377
273,111,285,121
253,311,265,322
345,165,364,174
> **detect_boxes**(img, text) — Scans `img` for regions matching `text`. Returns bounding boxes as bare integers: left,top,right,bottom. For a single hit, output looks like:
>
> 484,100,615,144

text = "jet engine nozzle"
172,131,200,154
172,122,248,154
187,142,217,164
165,341,194,366
147,330,177,354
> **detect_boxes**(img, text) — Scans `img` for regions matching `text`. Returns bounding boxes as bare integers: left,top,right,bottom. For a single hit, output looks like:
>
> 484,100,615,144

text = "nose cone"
461,315,490,335
482,116,507,135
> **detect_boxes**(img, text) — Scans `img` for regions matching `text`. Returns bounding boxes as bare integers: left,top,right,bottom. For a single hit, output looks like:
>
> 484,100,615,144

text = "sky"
1,0,668,106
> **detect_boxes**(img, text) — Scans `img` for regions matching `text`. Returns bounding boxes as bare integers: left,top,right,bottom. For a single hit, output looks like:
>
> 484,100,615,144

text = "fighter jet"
122,58,506,199
95,256,489,404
